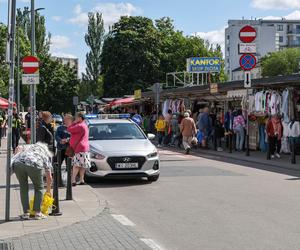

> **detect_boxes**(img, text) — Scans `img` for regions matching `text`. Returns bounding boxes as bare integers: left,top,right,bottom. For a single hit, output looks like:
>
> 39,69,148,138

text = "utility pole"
16,25,20,112
30,0,36,143
5,0,17,222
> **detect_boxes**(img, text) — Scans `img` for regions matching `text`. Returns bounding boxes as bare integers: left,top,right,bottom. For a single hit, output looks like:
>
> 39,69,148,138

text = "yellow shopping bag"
29,192,54,216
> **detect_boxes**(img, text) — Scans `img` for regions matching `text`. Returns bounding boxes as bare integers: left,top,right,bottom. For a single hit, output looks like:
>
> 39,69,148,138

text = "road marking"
111,214,135,226
140,238,164,250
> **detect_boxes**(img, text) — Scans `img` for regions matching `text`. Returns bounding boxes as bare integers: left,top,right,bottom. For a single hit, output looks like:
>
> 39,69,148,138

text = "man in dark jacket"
55,114,73,165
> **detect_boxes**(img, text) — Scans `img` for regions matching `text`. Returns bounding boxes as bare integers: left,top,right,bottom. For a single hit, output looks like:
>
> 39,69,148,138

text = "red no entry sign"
240,54,257,71
239,26,257,43
22,56,39,74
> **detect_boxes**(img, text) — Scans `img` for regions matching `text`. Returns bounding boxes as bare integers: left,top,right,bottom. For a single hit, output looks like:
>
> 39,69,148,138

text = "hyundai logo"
123,157,131,163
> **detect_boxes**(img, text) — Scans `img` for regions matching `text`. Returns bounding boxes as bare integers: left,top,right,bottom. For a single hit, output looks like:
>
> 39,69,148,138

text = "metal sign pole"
30,0,36,144
5,0,16,222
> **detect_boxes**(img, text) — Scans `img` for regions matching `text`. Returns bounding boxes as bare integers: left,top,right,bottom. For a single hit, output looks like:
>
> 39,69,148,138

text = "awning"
109,97,135,107
94,99,106,105
0,97,16,109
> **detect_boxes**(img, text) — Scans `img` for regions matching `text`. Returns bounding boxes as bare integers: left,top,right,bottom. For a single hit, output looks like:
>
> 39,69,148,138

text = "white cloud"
50,35,72,50
74,4,82,15
251,0,300,10
262,10,300,19
51,16,62,22
93,3,141,27
195,27,226,55
68,2,141,28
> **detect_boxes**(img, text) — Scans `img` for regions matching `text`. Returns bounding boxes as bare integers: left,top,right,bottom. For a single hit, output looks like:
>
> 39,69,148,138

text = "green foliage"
261,48,300,77
37,55,80,113
101,16,224,97
0,24,9,97
82,12,105,98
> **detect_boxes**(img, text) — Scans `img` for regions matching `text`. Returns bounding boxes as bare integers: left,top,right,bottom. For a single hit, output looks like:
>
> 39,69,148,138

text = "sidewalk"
0,139,152,250
162,144,300,171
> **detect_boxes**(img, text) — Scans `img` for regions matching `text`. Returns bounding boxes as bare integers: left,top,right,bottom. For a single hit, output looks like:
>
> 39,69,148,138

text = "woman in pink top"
67,112,90,186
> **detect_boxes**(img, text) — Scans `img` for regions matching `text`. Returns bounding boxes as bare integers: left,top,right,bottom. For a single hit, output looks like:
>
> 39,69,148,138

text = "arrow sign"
22,56,39,74
244,71,251,88
239,26,257,43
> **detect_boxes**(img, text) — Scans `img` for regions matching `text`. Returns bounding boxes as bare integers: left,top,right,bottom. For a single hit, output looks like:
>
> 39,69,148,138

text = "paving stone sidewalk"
0,209,151,250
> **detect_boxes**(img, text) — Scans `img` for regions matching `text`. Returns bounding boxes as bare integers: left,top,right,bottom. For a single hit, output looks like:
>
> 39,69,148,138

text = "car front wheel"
148,175,159,182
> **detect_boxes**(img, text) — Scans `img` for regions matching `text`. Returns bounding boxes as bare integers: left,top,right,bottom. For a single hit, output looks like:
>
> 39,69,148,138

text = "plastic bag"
29,192,54,216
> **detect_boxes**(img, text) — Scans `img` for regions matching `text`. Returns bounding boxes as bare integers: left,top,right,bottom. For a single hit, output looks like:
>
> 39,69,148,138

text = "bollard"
66,157,73,200
291,138,296,164
229,132,232,153
49,163,62,216
57,150,64,187
267,137,271,160
246,133,250,157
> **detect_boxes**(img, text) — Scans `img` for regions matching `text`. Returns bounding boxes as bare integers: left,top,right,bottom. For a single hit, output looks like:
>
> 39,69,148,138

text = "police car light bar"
85,114,131,120
99,114,131,119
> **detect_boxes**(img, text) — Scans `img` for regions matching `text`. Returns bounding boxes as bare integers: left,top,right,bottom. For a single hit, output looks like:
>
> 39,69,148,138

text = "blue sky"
1,0,300,74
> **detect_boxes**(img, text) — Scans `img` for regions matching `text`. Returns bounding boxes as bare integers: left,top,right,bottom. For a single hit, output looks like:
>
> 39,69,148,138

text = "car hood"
89,139,156,154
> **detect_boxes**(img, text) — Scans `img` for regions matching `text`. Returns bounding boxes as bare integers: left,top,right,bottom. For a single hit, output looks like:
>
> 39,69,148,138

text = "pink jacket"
67,121,89,153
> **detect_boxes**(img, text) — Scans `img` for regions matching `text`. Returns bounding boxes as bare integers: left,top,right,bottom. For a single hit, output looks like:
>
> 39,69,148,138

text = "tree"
37,55,80,113
101,16,161,97
82,12,105,97
101,16,225,97
0,23,9,97
261,48,300,77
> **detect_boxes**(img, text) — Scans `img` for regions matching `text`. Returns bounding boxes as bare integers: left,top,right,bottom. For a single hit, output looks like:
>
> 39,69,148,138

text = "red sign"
22,56,39,74
239,26,257,43
240,54,257,71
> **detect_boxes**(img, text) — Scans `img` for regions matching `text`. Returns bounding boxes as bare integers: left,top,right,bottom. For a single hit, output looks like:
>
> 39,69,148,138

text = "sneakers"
20,213,30,220
217,147,223,152
271,155,275,159
275,153,281,159
185,147,191,155
157,144,161,148
35,213,47,220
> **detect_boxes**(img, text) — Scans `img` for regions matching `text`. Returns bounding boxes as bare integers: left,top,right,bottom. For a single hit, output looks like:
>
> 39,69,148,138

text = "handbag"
65,132,84,157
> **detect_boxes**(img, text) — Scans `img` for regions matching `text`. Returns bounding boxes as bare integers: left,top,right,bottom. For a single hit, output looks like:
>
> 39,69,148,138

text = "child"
155,115,166,147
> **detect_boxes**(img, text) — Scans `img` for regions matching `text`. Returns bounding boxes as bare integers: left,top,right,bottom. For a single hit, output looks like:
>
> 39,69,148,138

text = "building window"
279,36,284,43
296,25,300,30
277,25,283,31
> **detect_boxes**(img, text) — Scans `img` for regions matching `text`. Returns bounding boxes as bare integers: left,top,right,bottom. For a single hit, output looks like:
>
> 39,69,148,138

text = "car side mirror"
147,133,156,140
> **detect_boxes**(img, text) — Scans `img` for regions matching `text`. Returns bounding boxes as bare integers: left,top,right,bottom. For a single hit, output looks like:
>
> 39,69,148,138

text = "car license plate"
115,163,139,169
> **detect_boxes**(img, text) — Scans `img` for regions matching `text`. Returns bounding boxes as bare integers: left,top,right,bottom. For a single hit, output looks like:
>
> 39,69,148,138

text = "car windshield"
89,123,146,140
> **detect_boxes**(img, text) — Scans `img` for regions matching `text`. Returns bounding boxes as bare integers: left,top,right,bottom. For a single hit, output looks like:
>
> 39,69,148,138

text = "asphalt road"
90,149,300,250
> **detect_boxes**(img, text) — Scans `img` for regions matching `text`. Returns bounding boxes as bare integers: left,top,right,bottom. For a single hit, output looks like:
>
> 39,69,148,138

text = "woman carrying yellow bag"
12,142,53,220
29,192,54,216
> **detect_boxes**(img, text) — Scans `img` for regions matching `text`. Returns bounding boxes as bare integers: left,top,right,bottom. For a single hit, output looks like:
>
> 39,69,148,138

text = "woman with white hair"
12,142,53,220
180,112,197,154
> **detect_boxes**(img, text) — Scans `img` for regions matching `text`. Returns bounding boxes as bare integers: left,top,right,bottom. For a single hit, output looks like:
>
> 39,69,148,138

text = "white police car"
85,114,160,182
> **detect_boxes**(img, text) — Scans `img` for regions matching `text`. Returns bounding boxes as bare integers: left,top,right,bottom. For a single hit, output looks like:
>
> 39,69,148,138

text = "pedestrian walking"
55,114,73,166
170,114,180,147
12,108,22,153
266,114,283,159
2,111,7,138
214,114,225,152
155,114,166,147
11,142,53,220
67,112,90,186
180,112,197,154
233,110,246,151
198,107,212,148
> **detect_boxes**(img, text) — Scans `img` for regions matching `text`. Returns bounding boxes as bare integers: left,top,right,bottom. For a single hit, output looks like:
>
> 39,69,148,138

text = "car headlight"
147,151,158,158
90,151,106,160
